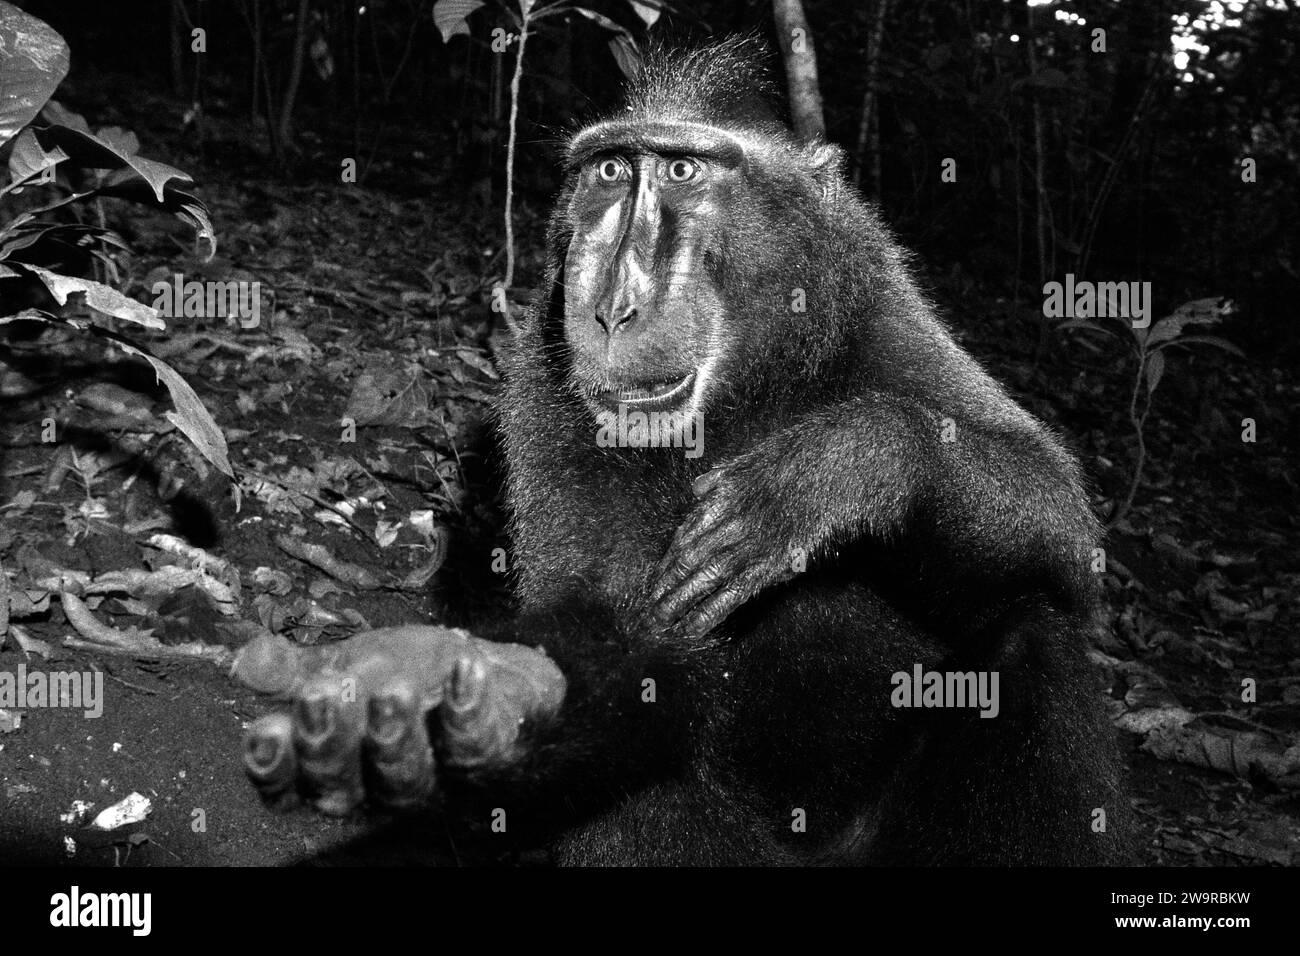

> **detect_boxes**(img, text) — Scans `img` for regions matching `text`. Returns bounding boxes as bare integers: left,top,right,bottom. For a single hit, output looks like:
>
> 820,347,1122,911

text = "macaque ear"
805,142,846,203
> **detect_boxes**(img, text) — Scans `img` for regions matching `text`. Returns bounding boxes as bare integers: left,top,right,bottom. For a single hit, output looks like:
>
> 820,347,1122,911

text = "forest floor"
1,77,1297,867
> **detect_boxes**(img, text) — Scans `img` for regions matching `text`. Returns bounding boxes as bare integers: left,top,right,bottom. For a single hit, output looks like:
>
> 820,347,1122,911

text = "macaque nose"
595,306,638,334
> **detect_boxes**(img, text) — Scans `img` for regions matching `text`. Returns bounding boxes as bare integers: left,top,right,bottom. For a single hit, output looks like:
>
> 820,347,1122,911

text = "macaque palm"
241,38,1127,865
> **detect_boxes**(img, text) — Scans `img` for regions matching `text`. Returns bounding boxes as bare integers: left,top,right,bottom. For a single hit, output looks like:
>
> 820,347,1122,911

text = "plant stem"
502,15,529,331
1109,351,1148,528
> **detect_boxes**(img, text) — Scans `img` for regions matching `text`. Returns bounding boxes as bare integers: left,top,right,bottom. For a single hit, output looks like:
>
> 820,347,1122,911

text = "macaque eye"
597,159,628,183
666,158,698,182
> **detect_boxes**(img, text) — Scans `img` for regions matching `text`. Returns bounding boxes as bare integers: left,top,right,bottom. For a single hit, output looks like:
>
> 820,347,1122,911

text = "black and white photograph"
0,0,1294,930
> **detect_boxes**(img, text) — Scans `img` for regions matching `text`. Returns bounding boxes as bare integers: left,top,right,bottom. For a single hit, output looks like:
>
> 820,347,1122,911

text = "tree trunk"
170,0,185,96
1025,4,1053,361
771,0,825,142
278,0,312,148
250,0,261,125
853,0,890,193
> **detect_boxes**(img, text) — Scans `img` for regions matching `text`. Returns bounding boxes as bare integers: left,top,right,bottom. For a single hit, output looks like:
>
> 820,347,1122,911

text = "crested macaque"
240,38,1129,865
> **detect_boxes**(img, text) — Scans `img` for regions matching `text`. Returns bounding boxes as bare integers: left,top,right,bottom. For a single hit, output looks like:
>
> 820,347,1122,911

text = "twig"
1108,349,1149,528
97,665,160,696
501,13,530,333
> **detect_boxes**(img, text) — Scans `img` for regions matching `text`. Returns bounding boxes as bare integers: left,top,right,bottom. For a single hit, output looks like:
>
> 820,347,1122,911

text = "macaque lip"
593,373,696,413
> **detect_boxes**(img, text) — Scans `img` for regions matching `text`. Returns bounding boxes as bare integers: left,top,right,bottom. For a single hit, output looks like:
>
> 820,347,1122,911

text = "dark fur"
463,37,1130,864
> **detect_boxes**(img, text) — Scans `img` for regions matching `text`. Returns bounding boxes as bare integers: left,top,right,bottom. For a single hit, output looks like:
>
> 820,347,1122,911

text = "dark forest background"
18,0,1299,351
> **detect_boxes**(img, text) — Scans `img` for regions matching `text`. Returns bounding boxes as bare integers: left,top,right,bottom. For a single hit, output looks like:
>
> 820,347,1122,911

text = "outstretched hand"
233,626,566,815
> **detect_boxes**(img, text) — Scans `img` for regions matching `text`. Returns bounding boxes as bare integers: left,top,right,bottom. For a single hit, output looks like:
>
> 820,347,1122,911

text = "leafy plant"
0,1,229,479
1059,297,1242,526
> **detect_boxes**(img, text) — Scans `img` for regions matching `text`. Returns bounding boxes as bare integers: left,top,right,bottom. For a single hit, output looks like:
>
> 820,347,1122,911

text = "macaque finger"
692,467,726,497
364,679,436,809
436,657,511,768
292,676,367,816
244,713,301,810
652,559,733,625
674,576,762,642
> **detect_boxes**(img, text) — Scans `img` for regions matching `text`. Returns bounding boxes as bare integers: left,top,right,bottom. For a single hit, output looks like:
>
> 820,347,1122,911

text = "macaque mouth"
593,373,696,412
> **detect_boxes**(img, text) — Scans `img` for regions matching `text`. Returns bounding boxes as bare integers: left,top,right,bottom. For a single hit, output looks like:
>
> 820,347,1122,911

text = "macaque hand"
648,463,807,642
233,626,565,815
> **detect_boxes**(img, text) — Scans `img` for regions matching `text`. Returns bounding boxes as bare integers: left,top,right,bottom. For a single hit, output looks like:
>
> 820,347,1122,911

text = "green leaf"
0,313,232,478
4,128,67,193
1146,297,1233,346
39,100,90,135
0,2,68,148
0,174,215,261
1055,318,1112,336
1157,334,1244,357
104,333,233,478
33,121,193,203
0,186,92,223
627,0,661,27
0,221,117,261
176,202,217,259
96,126,141,158
1144,350,1164,395
0,220,64,258
17,263,163,329
572,7,633,40
98,174,217,259
1144,318,1181,347
608,34,642,78
433,0,485,42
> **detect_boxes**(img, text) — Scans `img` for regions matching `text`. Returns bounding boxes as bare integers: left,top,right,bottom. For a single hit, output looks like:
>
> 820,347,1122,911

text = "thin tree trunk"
262,28,282,163
491,45,504,133
1011,115,1024,318
502,20,529,331
382,6,424,104
278,0,312,148
170,0,185,96
351,0,361,156
1075,76,1156,278
854,0,890,192
232,0,261,126
250,0,261,125
771,0,825,142
1026,4,1052,360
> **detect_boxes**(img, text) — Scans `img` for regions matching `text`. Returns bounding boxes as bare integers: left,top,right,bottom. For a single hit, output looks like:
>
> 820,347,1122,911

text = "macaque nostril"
595,307,637,333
